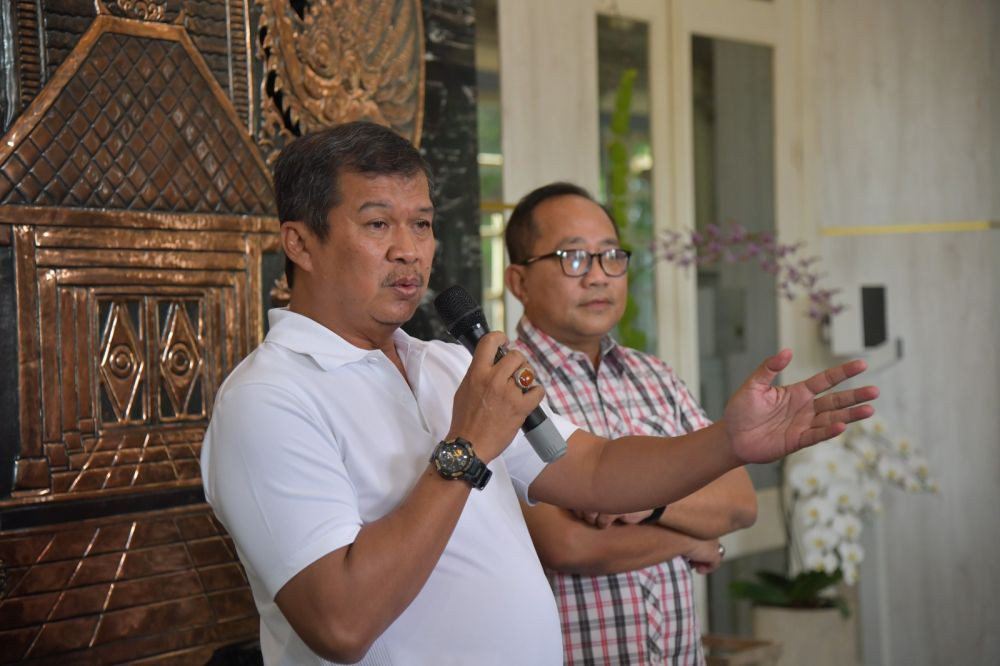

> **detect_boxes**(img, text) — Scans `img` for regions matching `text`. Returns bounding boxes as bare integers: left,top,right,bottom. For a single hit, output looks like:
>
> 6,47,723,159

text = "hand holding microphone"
434,285,568,463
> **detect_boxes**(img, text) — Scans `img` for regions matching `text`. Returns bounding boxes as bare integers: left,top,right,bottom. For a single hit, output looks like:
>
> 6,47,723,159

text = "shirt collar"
515,316,621,369
265,308,426,372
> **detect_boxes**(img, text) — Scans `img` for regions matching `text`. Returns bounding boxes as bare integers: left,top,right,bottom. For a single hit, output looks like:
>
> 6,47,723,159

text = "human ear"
505,264,528,306
280,222,313,274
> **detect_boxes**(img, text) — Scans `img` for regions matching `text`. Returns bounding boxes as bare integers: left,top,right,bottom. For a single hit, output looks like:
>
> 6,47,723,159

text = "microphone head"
434,285,489,338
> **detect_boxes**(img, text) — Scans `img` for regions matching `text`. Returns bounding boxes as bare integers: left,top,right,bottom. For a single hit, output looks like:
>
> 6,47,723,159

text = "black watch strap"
430,438,492,490
464,457,492,491
640,505,666,524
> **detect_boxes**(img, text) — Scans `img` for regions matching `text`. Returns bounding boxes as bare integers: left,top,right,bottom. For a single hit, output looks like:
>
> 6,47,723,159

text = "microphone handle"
452,324,567,462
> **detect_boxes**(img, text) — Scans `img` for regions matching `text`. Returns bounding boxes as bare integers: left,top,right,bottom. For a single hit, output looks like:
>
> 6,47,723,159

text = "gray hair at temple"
273,121,434,286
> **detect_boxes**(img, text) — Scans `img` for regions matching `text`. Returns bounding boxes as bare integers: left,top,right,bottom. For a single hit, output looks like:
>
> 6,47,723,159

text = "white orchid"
802,526,838,552
837,542,865,566
827,481,863,512
781,423,937,597
877,457,906,485
803,548,827,572
803,548,839,575
813,446,859,480
831,513,863,541
847,436,878,466
907,455,931,480
799,495,835,527
861,479,883,512
789,462,830,497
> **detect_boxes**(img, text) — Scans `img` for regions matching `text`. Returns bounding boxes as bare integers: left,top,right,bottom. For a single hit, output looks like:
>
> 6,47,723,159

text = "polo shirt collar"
265,308,426,372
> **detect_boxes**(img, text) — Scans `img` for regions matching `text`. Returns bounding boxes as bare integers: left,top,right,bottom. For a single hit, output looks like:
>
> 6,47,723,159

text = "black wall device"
861,285,887,348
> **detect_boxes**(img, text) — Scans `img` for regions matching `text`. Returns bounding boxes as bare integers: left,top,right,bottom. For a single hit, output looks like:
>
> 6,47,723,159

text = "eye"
366,219,388,230
414,219,433,231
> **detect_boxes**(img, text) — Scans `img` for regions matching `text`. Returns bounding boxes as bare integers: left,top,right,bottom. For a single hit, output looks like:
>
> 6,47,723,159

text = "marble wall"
406,0,482,341
812,0,1000,663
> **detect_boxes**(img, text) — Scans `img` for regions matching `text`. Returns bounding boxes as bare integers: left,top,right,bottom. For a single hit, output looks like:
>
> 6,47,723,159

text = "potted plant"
729,420,938,664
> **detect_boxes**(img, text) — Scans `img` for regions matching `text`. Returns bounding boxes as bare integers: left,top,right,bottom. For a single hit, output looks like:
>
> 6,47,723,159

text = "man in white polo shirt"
200,121,878,665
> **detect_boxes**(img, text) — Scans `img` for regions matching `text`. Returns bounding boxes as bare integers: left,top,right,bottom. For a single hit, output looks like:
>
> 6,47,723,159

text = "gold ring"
514,366,536,390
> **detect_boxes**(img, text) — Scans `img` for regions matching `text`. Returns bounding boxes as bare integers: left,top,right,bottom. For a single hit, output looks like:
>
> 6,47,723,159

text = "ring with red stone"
513,366,536,391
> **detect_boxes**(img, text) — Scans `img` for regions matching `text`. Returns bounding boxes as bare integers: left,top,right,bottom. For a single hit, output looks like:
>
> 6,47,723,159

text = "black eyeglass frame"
517,248,632,277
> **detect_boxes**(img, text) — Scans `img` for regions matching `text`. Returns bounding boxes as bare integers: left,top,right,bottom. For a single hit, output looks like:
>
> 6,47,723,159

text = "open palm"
724,350,879,464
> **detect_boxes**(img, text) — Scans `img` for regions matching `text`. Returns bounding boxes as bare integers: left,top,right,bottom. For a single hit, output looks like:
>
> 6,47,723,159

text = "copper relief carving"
259,0,425,162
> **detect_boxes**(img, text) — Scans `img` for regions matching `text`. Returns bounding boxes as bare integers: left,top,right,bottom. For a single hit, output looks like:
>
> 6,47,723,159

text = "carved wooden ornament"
258,0,425,160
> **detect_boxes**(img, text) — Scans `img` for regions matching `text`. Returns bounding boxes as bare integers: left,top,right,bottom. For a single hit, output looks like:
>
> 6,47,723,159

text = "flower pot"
752,605,857,666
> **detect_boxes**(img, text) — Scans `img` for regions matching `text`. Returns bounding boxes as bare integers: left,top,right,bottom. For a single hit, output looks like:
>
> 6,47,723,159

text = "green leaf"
833,595,852,619
731,569,849,610
788,570,842,604
729,580,793,608
756,570,796,591
610,69,637,136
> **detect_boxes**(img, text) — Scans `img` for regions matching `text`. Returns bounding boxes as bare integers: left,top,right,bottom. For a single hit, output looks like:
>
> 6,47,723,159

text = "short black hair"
504,182,619,265
273,121,433,286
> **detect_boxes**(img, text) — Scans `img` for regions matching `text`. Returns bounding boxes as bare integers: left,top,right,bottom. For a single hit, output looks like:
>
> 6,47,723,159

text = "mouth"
383,274,425,297
580,298,614,308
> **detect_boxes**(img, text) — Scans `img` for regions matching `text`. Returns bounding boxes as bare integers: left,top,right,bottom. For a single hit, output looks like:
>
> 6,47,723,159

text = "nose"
581,255,611,285
387,225,419,263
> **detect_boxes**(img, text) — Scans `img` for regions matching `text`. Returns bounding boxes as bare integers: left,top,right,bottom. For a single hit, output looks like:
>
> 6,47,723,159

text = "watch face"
436,441,472,476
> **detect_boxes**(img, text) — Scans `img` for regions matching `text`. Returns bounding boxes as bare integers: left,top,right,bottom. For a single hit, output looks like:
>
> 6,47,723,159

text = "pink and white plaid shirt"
513,317,711,665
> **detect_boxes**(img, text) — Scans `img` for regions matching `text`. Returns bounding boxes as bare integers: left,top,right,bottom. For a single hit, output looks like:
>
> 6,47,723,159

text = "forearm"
657,467,758,539
532,422,743,513
524,502,700,576
276,466,470,662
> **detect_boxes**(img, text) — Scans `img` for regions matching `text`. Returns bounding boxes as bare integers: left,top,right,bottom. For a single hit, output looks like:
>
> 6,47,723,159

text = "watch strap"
464,457,492,491
640,505,666,524
431,438,492,490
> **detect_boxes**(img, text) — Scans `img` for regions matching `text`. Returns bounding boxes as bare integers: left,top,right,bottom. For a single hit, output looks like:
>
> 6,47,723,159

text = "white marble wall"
812,1,1000,663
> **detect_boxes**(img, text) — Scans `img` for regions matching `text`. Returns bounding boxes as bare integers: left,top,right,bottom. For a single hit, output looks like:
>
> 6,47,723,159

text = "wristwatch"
429,437,492,490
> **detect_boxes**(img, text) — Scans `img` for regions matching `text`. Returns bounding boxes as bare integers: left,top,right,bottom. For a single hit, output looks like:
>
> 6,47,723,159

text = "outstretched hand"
724,349,878,464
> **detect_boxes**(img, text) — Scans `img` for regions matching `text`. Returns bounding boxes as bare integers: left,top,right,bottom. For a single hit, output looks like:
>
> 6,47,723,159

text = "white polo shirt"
201,308,577,665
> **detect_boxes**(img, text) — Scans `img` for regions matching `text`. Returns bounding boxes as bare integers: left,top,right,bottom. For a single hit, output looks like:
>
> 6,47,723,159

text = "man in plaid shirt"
506,182,759,665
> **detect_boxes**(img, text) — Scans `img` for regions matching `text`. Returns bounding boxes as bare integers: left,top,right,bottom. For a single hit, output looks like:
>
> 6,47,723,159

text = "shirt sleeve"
202,381,362,600
501,403,580,503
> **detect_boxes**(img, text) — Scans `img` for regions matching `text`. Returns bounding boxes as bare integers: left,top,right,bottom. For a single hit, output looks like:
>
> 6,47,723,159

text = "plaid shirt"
513,317,711,665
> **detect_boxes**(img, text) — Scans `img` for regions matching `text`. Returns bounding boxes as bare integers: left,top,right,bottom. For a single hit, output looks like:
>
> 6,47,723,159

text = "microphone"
434,285,568,463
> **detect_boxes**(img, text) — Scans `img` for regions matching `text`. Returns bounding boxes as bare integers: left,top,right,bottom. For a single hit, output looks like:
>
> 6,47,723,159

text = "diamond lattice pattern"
0,32,274,214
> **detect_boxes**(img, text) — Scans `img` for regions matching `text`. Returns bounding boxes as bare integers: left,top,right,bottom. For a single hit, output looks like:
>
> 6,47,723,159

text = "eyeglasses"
518,248,632,277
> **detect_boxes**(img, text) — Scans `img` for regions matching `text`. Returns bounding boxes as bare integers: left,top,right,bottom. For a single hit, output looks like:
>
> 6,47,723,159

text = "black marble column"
0,244,17,497
404,0,481,342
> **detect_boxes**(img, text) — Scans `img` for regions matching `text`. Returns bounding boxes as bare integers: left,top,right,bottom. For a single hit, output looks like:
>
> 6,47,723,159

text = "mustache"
380,272,426,288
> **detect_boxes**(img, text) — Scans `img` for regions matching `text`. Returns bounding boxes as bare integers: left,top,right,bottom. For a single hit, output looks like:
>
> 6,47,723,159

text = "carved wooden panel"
0,16,275,504
13,1,47,111
0,12,273,662
7,223,253,498
0,19,272,214
0,505,257,664
6,1,253,134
